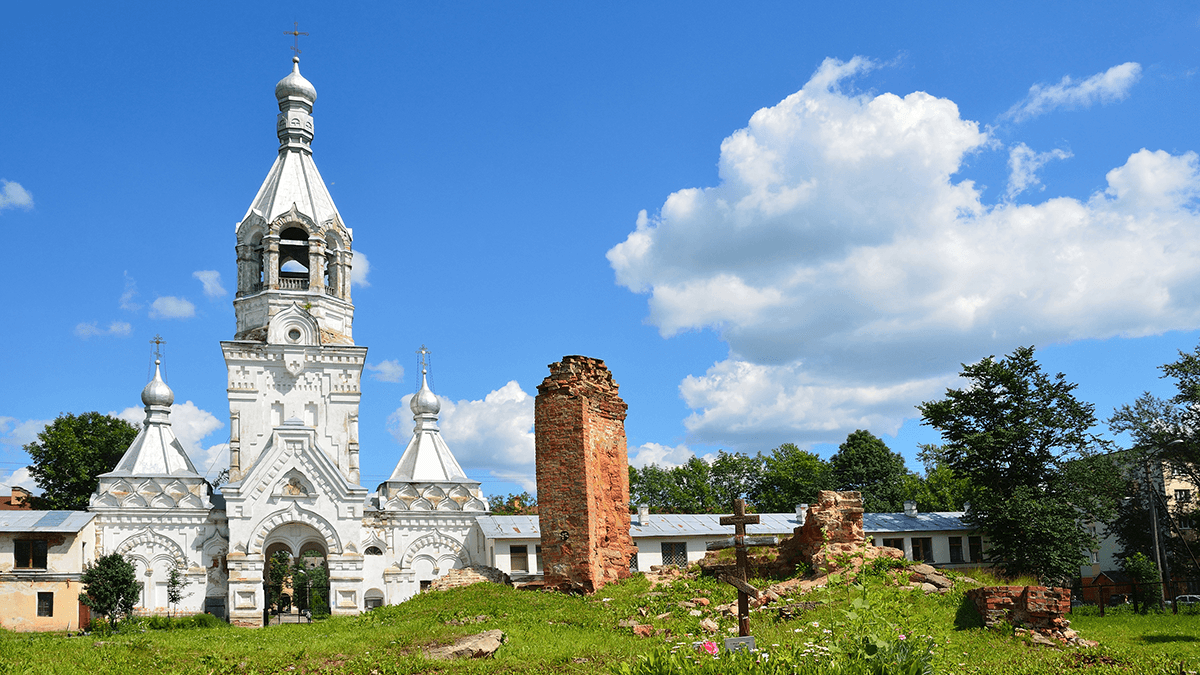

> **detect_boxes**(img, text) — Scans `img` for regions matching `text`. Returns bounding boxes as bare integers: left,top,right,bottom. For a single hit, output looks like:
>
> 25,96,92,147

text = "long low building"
475,504,988,578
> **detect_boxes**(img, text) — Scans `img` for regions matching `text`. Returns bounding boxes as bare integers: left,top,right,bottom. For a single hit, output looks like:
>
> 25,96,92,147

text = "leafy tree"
166,566,185,618
1122,552,1160,611
487,491,538,515
25,412,139,510
829,430,912,512
919,346,1122,583
293,554,329,616
752,443,832,513
629,464,674,512
904,444,970,512
79,553,141,628
710,451,763,510
266,550,292,611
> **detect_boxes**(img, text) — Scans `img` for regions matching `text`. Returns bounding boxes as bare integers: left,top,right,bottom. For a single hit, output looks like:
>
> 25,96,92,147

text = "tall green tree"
752,443,832,512
829,430,912,512
487,491,538,515
710,451,763,510
919,346,1121,582
79,553,141,628
904,444,970,512
25,412,139,510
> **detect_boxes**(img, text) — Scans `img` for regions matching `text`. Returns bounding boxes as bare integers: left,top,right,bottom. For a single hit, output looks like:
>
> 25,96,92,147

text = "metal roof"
0,510,95,533
476,511,971,540
863,512,970,533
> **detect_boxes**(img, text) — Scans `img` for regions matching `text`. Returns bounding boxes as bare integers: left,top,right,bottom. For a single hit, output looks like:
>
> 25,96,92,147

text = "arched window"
364,546,383,556
278,227,310,289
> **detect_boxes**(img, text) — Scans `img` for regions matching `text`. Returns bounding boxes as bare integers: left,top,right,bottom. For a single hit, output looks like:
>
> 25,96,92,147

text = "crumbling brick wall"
535,356,636,593
779,490,870,573
966,586,1072,630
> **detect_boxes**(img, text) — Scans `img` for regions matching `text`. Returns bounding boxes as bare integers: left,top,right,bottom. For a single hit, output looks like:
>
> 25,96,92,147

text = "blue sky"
3,2,1200,500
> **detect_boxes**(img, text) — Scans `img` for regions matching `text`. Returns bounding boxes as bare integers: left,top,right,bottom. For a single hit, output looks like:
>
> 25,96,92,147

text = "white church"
0,57,982,631
87,56,491,625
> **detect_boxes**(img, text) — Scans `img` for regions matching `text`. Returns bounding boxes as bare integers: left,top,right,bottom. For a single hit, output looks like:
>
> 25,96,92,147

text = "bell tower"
220,56,368,626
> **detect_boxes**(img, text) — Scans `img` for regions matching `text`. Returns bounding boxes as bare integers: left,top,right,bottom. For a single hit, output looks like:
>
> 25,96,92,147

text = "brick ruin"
966,586,1071,630
779,490,875,574
535,356,636,593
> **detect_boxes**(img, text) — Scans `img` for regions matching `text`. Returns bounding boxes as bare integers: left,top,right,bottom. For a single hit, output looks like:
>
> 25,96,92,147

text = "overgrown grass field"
0,568,1195,674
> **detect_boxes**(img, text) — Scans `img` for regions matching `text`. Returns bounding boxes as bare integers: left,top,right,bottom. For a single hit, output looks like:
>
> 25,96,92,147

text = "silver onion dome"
410,369,441,416
275,57,317,103
141,360,175,407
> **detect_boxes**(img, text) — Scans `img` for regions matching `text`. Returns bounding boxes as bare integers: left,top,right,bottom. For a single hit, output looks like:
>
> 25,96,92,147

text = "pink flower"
898,634,907,641
701,641,719,656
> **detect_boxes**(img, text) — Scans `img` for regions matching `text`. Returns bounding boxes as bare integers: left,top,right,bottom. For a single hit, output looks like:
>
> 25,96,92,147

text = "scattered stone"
656,612,672,620
678,601,696,609
693,597,711,606
699,618,719,633
688,609,703,617
920,583,938,594
617,619,638,628
1028,632,1057,648
637,607,648,617
632,624,654,638
959,576,978,585
431,567,510,592
444,614,491,626
424,630,505,660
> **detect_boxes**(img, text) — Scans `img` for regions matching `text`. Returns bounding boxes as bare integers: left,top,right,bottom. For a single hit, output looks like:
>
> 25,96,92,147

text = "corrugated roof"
0,510,95,533
476,511,971,540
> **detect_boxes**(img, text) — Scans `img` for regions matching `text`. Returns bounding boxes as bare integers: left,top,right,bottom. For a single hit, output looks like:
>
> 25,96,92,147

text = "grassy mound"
0,568,1194,674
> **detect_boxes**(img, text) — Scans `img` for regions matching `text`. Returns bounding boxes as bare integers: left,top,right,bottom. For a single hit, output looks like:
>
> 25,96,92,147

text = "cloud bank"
388,381,536,490
75,321,133,339
116,401,226,478
366,359,405,383
608,57,1200,451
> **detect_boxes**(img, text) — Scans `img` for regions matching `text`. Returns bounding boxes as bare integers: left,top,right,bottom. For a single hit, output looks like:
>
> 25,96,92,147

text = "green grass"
0,571,1195,675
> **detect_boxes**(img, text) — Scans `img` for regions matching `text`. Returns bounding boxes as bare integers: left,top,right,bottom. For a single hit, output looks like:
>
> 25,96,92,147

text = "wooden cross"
285,21,309,57
719,498,761,637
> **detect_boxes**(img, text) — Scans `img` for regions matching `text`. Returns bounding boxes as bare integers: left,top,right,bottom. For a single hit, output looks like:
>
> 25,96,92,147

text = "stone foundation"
429,565,511,591
535,356,636,593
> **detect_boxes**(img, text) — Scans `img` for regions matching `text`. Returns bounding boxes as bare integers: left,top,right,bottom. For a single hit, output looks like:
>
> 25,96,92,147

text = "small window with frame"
37,592,53,617
15,540,48,569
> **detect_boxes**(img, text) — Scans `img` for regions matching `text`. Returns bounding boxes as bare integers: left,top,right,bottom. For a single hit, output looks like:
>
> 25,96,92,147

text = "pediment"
228,425,366,507
267,304,321,347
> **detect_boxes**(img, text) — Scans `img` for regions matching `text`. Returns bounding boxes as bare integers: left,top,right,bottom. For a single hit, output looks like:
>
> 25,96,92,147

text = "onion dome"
275,56,317,103
410,369,441,416
141,360,175,407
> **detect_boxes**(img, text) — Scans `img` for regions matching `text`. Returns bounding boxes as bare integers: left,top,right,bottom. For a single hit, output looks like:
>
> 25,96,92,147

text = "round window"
288,328,302,342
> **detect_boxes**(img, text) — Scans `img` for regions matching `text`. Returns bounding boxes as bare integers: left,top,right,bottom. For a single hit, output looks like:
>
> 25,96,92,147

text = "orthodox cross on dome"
150,334,166,358
416,344,431,375
285,21,309,57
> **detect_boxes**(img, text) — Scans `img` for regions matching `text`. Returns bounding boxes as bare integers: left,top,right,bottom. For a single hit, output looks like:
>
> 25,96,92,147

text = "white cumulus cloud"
149,296,196,319
0,467,38,493
0,417,51,448
0,180,33,211
388,380,535,486
365,359,405,383
1005,143,1072,201
120,272,140,311
609,56,1200,451
351,251,370,287
1004,62,1142,123
193,270,226,298
628,442,713,469
75,321,132,339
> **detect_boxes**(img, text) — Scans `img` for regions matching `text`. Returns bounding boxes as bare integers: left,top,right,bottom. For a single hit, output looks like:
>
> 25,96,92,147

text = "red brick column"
535,356,635,593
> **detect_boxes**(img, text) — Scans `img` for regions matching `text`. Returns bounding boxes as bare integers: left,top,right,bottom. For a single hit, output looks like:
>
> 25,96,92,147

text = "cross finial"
150,334,166,359
285,21,309,57
417,344,431,375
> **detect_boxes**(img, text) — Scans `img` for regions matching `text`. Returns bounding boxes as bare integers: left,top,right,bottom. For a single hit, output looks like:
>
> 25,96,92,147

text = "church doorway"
262,524,330,624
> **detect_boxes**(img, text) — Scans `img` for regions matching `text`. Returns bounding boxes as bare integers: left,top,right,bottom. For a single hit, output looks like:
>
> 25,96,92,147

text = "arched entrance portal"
262,523,330,623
